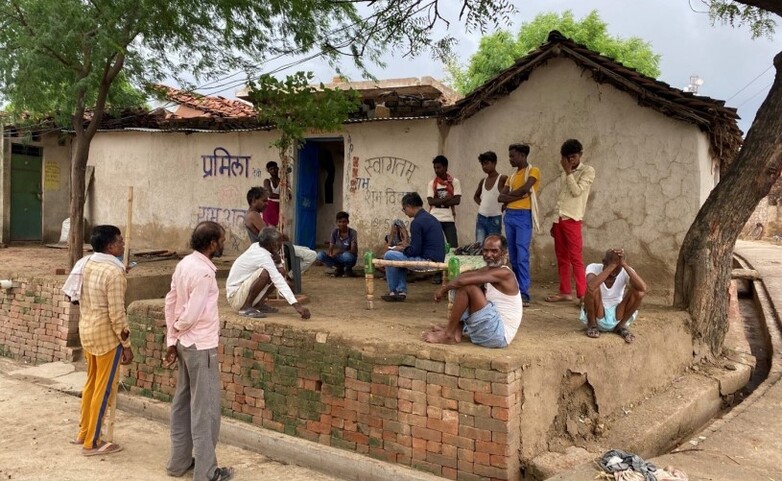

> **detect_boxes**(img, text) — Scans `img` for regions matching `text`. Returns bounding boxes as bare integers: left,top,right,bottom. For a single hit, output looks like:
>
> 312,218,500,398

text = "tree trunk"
67,133,91,267
674,50,782,358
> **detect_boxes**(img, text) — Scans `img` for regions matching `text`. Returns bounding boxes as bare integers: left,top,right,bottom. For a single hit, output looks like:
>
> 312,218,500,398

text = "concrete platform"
120,266,708,481
550,240,782,481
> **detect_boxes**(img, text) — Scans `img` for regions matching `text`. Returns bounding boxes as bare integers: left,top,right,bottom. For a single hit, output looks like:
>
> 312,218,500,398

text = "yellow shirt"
79,260,130,356
506,166,541,210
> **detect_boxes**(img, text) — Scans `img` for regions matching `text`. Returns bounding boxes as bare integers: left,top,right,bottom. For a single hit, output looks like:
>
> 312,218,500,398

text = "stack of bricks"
127,301,524,481
0,277,80,364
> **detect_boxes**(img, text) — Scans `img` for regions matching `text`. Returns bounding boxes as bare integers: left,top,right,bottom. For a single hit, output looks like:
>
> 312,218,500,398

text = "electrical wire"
735,82,774,109
725,65,774,102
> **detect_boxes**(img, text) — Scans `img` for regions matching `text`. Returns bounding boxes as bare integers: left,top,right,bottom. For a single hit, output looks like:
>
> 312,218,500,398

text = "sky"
197,0,779,134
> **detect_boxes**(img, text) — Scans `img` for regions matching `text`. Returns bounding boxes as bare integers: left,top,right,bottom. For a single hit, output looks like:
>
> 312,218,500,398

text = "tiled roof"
442,31,743,171
153,85,257,118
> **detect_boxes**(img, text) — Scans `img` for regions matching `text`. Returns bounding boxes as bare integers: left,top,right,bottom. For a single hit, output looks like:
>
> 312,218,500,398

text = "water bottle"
363,251,374,274
448,256,460,280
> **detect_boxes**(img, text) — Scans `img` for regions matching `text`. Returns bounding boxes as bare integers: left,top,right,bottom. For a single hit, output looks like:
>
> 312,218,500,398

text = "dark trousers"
440,222,458,249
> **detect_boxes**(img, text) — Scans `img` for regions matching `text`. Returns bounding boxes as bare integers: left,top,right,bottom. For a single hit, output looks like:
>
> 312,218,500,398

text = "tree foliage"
246,71,361,235
446,10,662,95
703,0,776,37
248,72,361,153
0,0,514,265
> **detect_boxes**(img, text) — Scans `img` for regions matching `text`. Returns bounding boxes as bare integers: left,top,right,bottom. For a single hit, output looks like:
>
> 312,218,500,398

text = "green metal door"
10,145,43,241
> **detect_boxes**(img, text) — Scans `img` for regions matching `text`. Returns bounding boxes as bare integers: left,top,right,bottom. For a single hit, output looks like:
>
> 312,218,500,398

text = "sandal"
69,437,84,445
616,327,635,343
255,303,279,313
238,307,266,318
586,326,600,339
83,441,123,457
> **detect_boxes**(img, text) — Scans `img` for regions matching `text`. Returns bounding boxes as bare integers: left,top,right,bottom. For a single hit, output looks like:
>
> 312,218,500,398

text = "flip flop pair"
83,441,122,457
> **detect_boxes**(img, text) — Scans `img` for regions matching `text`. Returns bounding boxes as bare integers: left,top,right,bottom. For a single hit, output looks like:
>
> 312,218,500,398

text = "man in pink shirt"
164,221,234,481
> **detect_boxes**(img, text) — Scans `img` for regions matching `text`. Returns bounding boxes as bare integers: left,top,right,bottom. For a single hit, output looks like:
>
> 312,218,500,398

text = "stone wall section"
0,277,80,363
127,301,525,481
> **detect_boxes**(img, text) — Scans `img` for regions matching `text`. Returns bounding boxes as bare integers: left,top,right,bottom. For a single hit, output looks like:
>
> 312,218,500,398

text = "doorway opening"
10,144,43,241
294,138,345,249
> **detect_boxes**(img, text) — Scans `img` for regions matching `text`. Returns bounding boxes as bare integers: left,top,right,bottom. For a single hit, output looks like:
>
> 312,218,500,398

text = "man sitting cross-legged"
226,227,311,320
581,248,647,343
422,235,522,348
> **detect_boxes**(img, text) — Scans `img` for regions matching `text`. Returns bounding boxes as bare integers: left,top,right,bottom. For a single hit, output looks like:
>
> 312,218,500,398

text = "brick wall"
0,277,80,364
127,301,524,481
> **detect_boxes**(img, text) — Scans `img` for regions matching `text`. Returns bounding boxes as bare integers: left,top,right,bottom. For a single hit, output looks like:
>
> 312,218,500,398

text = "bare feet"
615,327,635,343
421,328,458,344
545,294,573,303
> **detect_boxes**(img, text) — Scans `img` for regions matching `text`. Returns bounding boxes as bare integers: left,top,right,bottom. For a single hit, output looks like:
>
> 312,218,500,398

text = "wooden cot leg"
365,273,374,310
445,268,452,319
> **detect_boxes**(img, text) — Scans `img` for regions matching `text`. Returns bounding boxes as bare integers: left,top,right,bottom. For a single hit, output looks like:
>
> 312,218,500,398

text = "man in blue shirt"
382,192,445,302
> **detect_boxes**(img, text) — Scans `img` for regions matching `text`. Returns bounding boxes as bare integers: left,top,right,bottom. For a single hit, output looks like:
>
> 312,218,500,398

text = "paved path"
649,240,782,480
0,358,344,481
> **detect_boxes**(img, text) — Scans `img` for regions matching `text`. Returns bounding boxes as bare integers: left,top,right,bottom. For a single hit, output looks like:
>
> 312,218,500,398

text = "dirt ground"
0,244,679,356
0,358,343,481
0,245,743,468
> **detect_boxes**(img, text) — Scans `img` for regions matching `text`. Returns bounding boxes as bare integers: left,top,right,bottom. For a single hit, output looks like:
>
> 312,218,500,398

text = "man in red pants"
546,139,595,304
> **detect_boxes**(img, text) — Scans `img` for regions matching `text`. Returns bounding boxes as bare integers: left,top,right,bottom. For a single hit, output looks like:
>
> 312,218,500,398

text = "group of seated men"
231,186,647,348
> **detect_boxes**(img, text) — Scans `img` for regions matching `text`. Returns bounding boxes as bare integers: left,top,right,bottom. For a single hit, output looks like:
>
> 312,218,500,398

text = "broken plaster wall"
442,58,713,293
86,120,441,257
87,130,282,255
333,119,441,255
0,132,71,244
41,133,71,242
517,310,692,461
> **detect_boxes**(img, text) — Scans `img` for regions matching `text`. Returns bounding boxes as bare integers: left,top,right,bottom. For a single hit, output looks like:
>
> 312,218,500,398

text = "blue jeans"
504,209,532,301
316,251,357,269
475,214,502,245
383,250,426,295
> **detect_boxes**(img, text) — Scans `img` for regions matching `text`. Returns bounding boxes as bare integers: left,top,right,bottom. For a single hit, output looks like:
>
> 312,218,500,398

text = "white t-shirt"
426,177,462,223
585,263,629,308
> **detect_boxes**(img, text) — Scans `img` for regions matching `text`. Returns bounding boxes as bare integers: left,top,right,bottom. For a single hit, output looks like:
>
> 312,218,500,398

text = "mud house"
0,32,741,290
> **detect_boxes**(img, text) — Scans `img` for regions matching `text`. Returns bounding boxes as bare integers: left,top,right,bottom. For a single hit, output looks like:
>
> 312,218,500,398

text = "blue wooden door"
294,142,319,248
10,147,43,241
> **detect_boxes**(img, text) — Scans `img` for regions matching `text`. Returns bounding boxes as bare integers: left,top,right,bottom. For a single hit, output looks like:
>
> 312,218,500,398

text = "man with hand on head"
164,221,234,481
581,248,646,344
546,139,596,305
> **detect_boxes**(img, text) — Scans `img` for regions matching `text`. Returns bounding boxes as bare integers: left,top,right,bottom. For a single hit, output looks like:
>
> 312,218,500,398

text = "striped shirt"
79,260,130,356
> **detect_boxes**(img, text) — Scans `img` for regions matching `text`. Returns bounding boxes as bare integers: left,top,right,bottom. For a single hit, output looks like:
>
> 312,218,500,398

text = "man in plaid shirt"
76,225,133,456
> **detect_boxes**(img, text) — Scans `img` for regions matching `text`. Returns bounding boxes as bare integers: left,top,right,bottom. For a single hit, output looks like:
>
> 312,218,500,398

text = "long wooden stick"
107,187,133,442
372,259,448,270
123,186,133,269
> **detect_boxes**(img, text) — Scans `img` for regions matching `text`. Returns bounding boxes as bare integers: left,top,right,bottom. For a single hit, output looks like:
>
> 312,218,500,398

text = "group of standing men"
412,139,596,308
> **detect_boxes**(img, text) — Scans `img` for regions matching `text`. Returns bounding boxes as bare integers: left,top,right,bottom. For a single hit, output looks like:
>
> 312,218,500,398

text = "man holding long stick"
74,225,133,456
